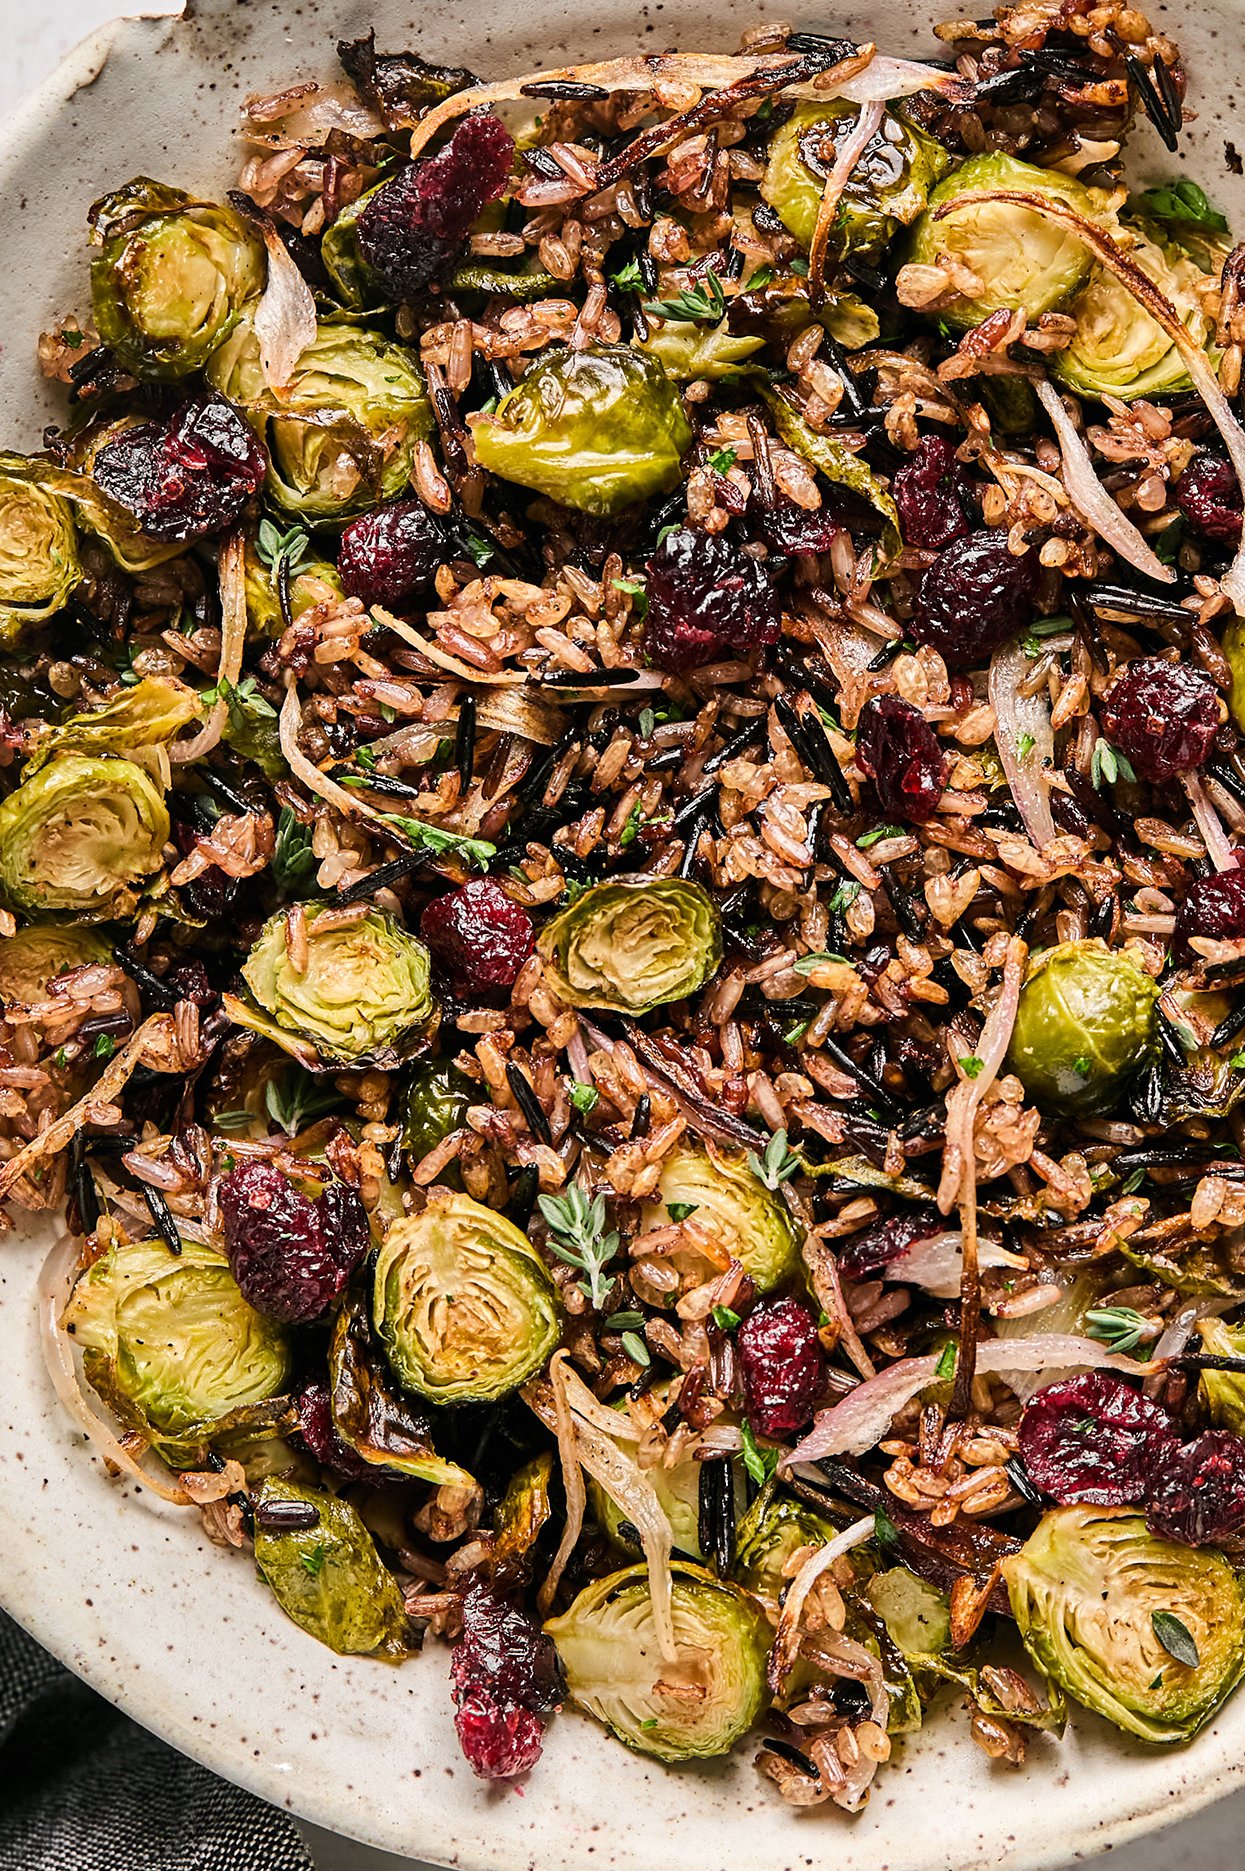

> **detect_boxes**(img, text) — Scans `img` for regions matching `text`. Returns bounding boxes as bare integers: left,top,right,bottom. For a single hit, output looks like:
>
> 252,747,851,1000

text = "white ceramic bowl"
3,4,1245,1863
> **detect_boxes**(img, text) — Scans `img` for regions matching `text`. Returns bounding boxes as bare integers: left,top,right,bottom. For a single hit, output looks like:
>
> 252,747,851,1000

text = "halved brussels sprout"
234,905,437,1070
1003,1504,1245,1743
1225,617,1245,734
1196,1318,1245,1433
1004,938,1158,1116
321,186,384,309
90,178,265,381
906,152,1108,331
0,460,80,645
1054,229,1214,402
762,103,950,258
372,1189,561,1404
640,1143,801,1295
538,877,721,1015
470,345,692,517
64,1235,292,1443
637,319,766,382
253,1476,409,1658
589,1391,722,1559
0,754,169,919
329,1289,475,1489
734,1491,838,1598
0,924,110,1007
547,1562,770,1761
25,676,197,774
207,314,432,521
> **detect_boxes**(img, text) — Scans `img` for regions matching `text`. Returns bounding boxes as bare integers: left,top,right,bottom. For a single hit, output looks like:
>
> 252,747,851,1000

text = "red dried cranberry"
292,1380,371,1482
838,1206,943,1281
338,498,450,609
911,532,1040,670
93,394,267,542
1173,868,1245,961
162,960,216,1009
855,695,948,824
893,435,973,552
1017,1371,1176,1505
451,1584,563,1713
1099,656,1220,783
1176,452,1243,545
219,1160,371,1323
356,113,515,299
420,878,534,994
737,1297,824,1439
1146,1430,1245,1550
750,495,841,556
643,527,781,673
454,1691,544,1780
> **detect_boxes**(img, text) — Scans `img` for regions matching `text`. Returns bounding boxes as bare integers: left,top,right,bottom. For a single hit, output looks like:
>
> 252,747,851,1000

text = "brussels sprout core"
0,464,80,646
538,876,722,1015
0,753,169,919
640,1142,801,1295
373,1190,561,1404
1005,938,1158,1116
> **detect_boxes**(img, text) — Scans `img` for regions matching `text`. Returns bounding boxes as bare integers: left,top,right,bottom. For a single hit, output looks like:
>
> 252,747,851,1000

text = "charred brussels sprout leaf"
253,1476,409,1658
637,319,766,382
762,103,950,258
538,877,721,1015
89,178,265,381
470,344,692,517
1055,229,1214,402
1122,1231,1245,1301
640,1142,801,1296
760,389,901,560
0,924,110,1007
906,152,1109,331
734,1492,839,1598
25,676,197,774
1004,1504,1245,1743
545,1562,770,1760
0,458,80,645
207,314,432,521
0,754,168,919
493,1451,556,1581
1005,939,1158,1116
373,1189,561,1404
232,905,437,1070
329,1288,475,1488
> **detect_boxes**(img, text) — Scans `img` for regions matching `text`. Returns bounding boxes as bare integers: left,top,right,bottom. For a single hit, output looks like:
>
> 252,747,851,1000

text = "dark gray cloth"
0,1611,315,1870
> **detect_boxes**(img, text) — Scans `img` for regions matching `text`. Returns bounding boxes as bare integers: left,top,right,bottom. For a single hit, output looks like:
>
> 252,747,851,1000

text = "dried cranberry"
338,498,450,609
356,113,515,300
893,435,973,551
911,532,1040,670
1173,868,1245,961
1018,1371,1176,1505
1099,656,1220,784
162,960,216,1009
450,1584,563,1713
1176,452,1243,545
219,1159,371,1323
420,878,534,994
93,394,267,542
643,528,781,673
1146,1430,1245,1550
737,1297,825,1439
454,1691,544,1780
855,695,948,824
291,1380,371,1482
750,495,841,556
838,1206,943,1281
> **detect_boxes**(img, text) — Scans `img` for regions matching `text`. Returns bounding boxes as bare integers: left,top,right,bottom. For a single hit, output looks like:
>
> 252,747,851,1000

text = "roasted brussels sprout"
1221,616,1245,734
1196,1319,1245,1433
545,1562,770,1760
0,754,169,919
253,1476,409,1658
734,1492,838,1598
866,1566,952,1659
1054,230,1214,402
636,319,765,382
493,1451,556,1580
0,924,110,1007
232,905,437,1070
470,345,692,517
372,1190,561,1404
26,676,197,773
207,314,432,520
1122,1230,1245,1301
64,1235,292,1445
329,1290,475,1488
538,877,721,1015
244,539,343,638
1003,1504,1245,1743
1004,939,1158,1116
0,459,80,645
320,186,384,309
90,178,265,380
401,1059,474,1159
762,103,950,258
640,1142,801,1295
906,153,1107,331
589,1392,719,1559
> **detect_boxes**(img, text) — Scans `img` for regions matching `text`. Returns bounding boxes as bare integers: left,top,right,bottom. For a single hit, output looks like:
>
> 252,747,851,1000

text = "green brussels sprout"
761,103,950,258
13,451,181,575
1196,1318,1245,1434
253,1476,409,1659
1003,1504,1245,1743
321,187,383,309
866,1566,952,1659
1004,938,1159,1116
545,1562,770,1760
328,1289,475,1489
1222,617,1245,733
401,1059,474,1159
734,1491,838,1598
233,905,437,1070
1054,229,1213,402
372,1189,561,1404
25,676,197,774
1122,1230,1245,1301
0,924,110,1007
206,314,432,521
636,319,766,382
538,877,721,1015
244,540,343,638
0,460,80,645
64,1235,292,1443
588,1389,725,1559
640,1143,801,1295
89,178,265,381
470,345,692,517
761,388,901,559
906,152,1108,331
0,754,169,919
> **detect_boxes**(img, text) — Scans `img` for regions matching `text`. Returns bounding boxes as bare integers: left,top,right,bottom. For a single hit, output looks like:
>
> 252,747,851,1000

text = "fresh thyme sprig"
538,1184,620,1309
747,1127,801,1192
